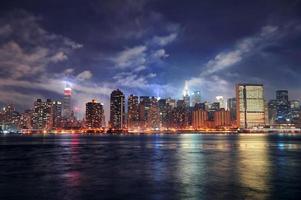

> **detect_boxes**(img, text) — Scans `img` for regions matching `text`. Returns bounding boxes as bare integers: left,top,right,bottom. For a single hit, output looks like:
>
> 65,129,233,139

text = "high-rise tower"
63,82,72,119
110,89,125,130
236,83,265,128
183,81,190,107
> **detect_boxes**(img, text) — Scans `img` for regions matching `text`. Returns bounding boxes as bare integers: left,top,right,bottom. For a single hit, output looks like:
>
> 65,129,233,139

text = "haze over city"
1,0,301,119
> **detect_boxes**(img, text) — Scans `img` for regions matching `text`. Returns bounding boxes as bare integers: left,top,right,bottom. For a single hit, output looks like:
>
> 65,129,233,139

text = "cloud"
0,10,82,79
0,10,83,108
151,49,169,59
152,33,177,46
186,24,285,100
113,45,147,69
153,33,177,46
200,25,279,76
76,70,93,81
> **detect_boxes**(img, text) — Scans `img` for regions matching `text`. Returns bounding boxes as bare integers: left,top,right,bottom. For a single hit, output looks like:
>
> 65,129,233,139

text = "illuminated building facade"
110,89,125,130
52,101,62,128
183,81,190,107
227,97,236,121
86,99,104,128
216,96,225,109
192,109,208,129
127,95,139,130
147,97,160,130
214,109,231,128
32,99,53,130
236,83,265,128
276,90,290,123
138,96,151,129
63,84,72,119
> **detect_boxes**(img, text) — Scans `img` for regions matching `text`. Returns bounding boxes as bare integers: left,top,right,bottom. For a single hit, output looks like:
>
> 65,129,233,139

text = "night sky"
1,0,301,118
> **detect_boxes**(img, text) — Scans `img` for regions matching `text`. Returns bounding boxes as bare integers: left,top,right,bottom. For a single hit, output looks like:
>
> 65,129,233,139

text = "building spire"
183,80,189,96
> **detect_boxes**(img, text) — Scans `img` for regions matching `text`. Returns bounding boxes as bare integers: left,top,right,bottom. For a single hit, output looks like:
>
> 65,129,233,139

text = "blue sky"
1,0,301,118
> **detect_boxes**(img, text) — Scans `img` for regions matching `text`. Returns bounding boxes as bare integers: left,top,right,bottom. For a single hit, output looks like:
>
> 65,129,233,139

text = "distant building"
139,96,151,129
183,81,190,107
214,109,231,128
166,98,176,109
276,90,290,123
86,99,104,128
268,100,277,125
147,97,160,130
216,96,225,109
192,109,208,129
52,101,62,128
227,98,236,121
191,91,201,107
236,84,265,128
289,100,300,123
18,109,32,129
127,95,139,130
110,89,125,130
32,99,53,130
63,84,72,119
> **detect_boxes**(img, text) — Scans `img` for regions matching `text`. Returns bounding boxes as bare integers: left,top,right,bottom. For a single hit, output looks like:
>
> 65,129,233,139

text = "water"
1,134,301,200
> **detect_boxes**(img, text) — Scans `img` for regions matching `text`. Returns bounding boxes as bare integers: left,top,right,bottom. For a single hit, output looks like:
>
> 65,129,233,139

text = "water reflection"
1,134,301,200
238,135,271,199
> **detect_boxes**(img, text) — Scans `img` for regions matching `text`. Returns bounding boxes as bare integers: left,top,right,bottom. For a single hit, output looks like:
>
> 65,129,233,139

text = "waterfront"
1,134,301,200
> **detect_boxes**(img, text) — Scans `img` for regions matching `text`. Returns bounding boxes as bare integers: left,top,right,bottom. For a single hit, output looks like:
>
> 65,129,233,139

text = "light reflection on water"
1,134,301,200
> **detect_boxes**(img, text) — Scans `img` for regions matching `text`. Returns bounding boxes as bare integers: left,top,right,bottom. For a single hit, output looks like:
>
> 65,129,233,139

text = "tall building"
52,101,62,128
227,98,236,121
86,99,104,129
183,81,190,107
32,99,53,130
216,96,225,109
268,100,277,125
276,90,289,103
191,91,201,107
289,100,300,123
276,90,290,123
147,97,160,130
127,95,139,130
110,89,125,130
139,96,151,129
18,109,32,129
158,99,168,129
63,83,72,119
236,84,265,128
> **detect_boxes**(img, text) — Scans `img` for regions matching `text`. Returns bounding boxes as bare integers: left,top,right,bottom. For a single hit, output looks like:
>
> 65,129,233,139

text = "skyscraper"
32,99,53,130
147,97,160,130
276,90,289,123
127,95,139,130
110,89,125,130
86,99,104,129
139,96,151,129
236,83,265,128
183,81,190,107
191,91,201,107
63,83,72,119
227,98,236,121
52,101,62,128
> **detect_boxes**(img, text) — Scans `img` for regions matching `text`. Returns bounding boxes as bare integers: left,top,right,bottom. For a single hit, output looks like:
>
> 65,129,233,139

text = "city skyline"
2,83,301,133
1,0,301,120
